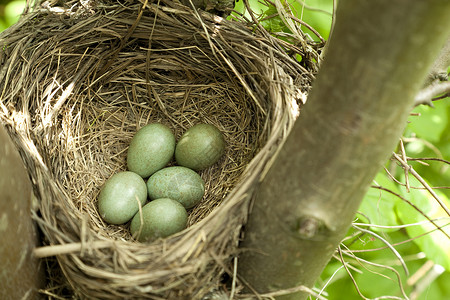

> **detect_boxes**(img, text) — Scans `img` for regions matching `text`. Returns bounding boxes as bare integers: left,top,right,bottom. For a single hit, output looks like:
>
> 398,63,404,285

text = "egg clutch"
97,123,225,242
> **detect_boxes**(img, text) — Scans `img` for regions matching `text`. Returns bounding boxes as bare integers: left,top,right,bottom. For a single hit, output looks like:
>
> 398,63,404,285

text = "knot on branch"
295,215,329,240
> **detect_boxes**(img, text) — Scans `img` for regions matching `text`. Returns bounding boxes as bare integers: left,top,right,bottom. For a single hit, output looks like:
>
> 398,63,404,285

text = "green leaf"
260,4,291,34
4,1,26,27
358,172,402,232
395,177,450,271
260,16,288,33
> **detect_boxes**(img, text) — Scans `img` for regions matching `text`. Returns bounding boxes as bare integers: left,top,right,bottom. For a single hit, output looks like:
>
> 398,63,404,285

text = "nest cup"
0,0,319,298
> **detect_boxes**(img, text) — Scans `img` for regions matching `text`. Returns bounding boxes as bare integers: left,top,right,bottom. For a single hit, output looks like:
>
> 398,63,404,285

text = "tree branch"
414,81,450,107
424,36,450,86
238,0,450,299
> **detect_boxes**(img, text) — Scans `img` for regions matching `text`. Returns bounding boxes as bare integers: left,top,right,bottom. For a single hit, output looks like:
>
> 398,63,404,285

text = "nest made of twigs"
0,0,320,298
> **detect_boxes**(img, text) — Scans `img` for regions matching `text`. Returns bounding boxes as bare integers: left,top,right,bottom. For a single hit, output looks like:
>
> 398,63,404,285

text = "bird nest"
0,0,320,298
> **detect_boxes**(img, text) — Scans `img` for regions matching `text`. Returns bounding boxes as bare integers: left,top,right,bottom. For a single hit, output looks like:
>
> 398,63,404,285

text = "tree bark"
0,124,44,299
424,36,450,85
238,0,450,298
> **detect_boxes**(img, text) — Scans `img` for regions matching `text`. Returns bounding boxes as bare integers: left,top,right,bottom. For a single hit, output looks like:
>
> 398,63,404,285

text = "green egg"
130,198,188,242
127,123,176,178
175,123,225,171
97,171,147,225
147,166,205,209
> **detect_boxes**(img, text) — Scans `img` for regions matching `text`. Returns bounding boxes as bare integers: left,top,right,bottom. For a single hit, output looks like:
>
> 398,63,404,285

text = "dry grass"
0,0,320,298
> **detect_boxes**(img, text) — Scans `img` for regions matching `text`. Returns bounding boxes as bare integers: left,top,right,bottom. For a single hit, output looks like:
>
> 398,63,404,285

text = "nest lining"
0,0,319,298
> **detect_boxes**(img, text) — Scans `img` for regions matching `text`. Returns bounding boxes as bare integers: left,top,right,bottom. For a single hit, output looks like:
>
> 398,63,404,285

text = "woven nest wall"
0,0,320,298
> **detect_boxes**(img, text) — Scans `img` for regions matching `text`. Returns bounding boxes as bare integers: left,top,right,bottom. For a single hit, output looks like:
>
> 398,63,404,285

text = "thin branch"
431,93,450,101
339,244,410,300
407,157,450,166
352,225,409,277
339,245,396,282
263,0,326,43
402,137,444,160
353,217,450,230
295,0,333,16
383,167,449,190
393,152,450,217
289,14,326,43
371,185,450,239
400,140,410,192
332,254,364,274
316,265,345,300
348,222,450,253
337,246,369,300
229,257,238,300
33,241,115,258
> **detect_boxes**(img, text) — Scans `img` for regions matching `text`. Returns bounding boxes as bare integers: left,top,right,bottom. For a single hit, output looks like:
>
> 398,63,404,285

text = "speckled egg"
175,123,225,171
127,123,176,178
97,171,147,225
147,166,205,209
130,198,188,242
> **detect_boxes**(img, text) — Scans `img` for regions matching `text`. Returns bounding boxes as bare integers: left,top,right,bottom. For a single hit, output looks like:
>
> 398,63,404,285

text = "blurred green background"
2,1,449,299
0,0,25,31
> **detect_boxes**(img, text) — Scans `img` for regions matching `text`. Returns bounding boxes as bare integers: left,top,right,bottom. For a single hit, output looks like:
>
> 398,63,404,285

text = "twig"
316,264,345,300
353,217,450,230
337,246,369,300
399,140,410,192
229,256,238,300
348,221,450,253
401,137,444,160
340,243,410,300
295,0,333,16
371,185,450,239
352,225,409,277
406,157,450,165
393,152,450,217
288,14,326,44
34,241,115,258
